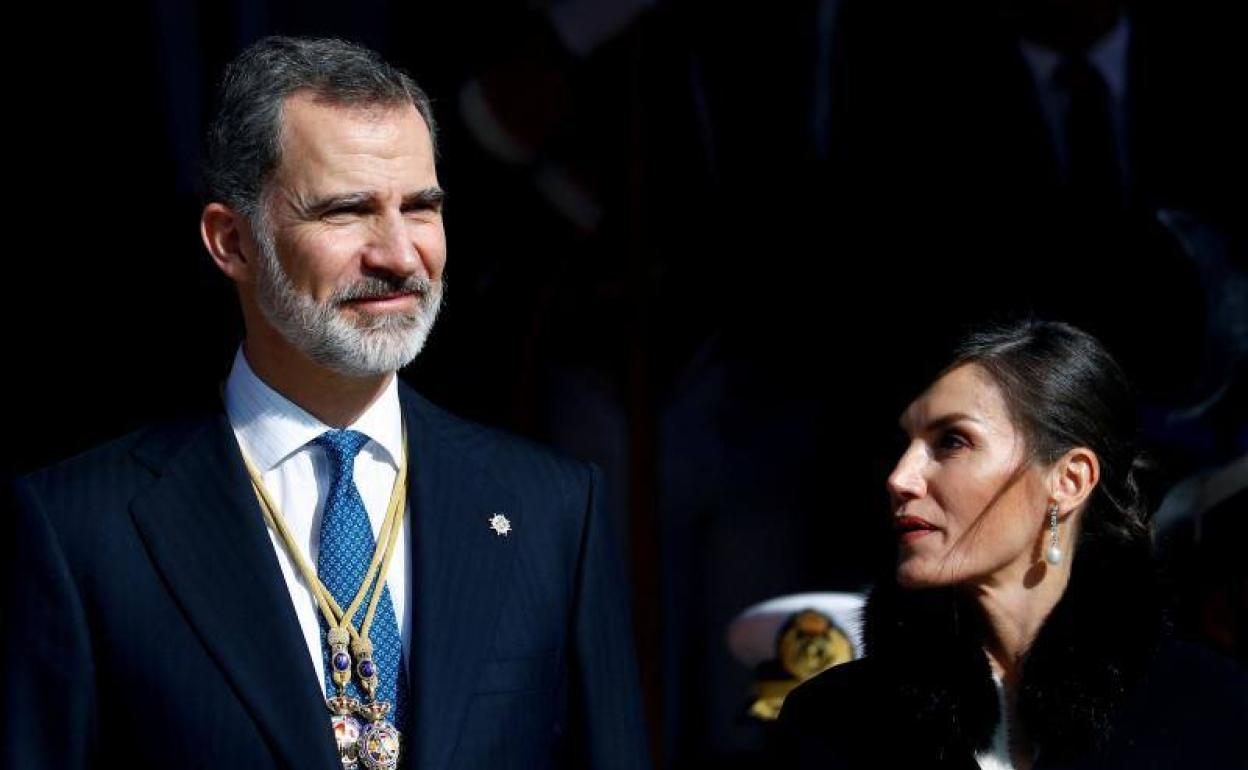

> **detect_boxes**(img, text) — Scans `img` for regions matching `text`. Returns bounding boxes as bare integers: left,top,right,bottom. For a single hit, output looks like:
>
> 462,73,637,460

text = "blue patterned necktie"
314,429,407,727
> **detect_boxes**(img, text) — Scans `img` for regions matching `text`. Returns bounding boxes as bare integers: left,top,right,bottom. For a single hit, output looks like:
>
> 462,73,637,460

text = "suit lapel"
129,414,339,770
402,391,521,770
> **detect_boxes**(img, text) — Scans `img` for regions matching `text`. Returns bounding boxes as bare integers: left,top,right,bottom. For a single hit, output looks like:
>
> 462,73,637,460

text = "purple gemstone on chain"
333,652,351,672
359,659,377,678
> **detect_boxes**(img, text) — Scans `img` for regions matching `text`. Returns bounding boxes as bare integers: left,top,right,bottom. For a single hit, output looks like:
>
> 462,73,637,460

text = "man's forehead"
284,88,419,119
269,90,435,194
278,91,429,145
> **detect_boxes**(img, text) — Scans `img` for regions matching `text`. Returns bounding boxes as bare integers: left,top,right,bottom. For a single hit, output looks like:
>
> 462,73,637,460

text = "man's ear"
201,202,256,284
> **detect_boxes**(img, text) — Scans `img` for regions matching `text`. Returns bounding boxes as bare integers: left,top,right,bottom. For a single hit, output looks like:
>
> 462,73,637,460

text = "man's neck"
1011,2,1124,53
242,336,394,428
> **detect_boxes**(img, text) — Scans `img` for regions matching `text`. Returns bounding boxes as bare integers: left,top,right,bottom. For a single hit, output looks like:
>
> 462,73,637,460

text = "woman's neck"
970,558,1073,770
972,558,1072,685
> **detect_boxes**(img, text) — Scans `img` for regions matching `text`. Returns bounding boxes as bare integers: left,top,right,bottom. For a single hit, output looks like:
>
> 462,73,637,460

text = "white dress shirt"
223,348,411,690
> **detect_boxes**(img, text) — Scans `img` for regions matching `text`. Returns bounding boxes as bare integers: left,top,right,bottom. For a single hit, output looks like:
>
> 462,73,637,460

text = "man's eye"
320,203,370,220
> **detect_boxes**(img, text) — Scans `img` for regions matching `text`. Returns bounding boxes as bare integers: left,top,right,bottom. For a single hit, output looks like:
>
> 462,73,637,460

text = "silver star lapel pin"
488,513,512,536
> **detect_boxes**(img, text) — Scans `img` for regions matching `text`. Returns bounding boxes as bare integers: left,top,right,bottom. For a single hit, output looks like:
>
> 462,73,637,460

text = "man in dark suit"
6,36,649,770
811,0,1237,401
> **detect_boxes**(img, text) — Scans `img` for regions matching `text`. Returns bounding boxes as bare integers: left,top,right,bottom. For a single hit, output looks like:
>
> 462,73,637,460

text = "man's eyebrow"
403,186,445,209
294,186,445,218
296,191,377,218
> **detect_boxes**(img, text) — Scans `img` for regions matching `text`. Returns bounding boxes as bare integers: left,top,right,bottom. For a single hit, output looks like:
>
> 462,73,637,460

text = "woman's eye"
937,431,969,451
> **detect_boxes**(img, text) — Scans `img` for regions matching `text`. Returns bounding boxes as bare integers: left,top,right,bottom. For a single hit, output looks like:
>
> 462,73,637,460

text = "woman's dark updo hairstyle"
942,318,1151,549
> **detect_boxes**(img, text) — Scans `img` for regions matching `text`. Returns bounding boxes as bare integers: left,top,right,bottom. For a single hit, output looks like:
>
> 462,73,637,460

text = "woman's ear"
1050,447,1100,517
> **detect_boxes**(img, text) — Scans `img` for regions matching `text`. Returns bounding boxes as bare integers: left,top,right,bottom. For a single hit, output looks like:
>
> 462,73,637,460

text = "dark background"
8,1,1246,766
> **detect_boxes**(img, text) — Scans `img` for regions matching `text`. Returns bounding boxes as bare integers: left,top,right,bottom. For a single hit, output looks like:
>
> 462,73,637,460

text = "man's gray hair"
203,35,437,217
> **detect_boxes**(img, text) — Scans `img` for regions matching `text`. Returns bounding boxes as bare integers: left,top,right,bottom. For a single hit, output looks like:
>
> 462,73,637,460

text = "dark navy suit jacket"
6,383,650,769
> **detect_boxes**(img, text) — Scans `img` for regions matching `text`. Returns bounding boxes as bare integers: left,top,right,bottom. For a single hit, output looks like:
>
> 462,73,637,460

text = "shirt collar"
223,346,404,472
1087,13,1129,104
1018,13,1130,103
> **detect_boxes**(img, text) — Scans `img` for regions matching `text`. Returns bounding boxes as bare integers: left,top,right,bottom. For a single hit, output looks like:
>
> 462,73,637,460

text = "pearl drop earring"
1045,502,1063,565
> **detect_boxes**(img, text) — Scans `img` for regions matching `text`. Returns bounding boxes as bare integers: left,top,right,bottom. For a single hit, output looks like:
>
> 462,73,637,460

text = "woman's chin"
895,560,947,589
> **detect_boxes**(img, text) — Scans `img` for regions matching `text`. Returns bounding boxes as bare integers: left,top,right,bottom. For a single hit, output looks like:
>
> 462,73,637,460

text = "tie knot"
314,429,371,472
1055,54,1104,93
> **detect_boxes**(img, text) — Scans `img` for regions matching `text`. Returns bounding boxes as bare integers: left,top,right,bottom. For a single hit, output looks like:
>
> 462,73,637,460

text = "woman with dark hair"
779,320,1247,769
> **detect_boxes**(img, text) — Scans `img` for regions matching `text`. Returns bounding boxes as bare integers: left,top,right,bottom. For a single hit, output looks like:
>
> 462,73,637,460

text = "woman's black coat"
778,540,1248,769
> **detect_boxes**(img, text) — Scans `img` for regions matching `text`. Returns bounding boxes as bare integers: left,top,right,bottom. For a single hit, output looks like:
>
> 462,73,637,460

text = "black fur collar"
861,538,1162,762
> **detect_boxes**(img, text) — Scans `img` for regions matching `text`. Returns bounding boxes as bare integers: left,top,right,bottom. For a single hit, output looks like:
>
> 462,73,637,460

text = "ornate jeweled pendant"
328,627,354,691
358,720,401,770
330,713,364,769
327,694,363,717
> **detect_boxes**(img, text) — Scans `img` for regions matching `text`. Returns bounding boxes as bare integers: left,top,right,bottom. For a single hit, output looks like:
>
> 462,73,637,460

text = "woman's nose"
886,442,926,503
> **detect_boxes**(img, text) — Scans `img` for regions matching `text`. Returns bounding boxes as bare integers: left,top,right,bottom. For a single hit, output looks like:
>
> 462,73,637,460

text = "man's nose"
886,443,926,503
363,211,423,278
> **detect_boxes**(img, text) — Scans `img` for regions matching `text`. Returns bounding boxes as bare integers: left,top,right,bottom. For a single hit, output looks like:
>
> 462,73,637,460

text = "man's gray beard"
252,224,443,378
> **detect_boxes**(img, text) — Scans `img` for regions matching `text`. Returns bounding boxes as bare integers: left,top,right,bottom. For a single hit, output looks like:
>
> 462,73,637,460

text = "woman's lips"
894,515,938,542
